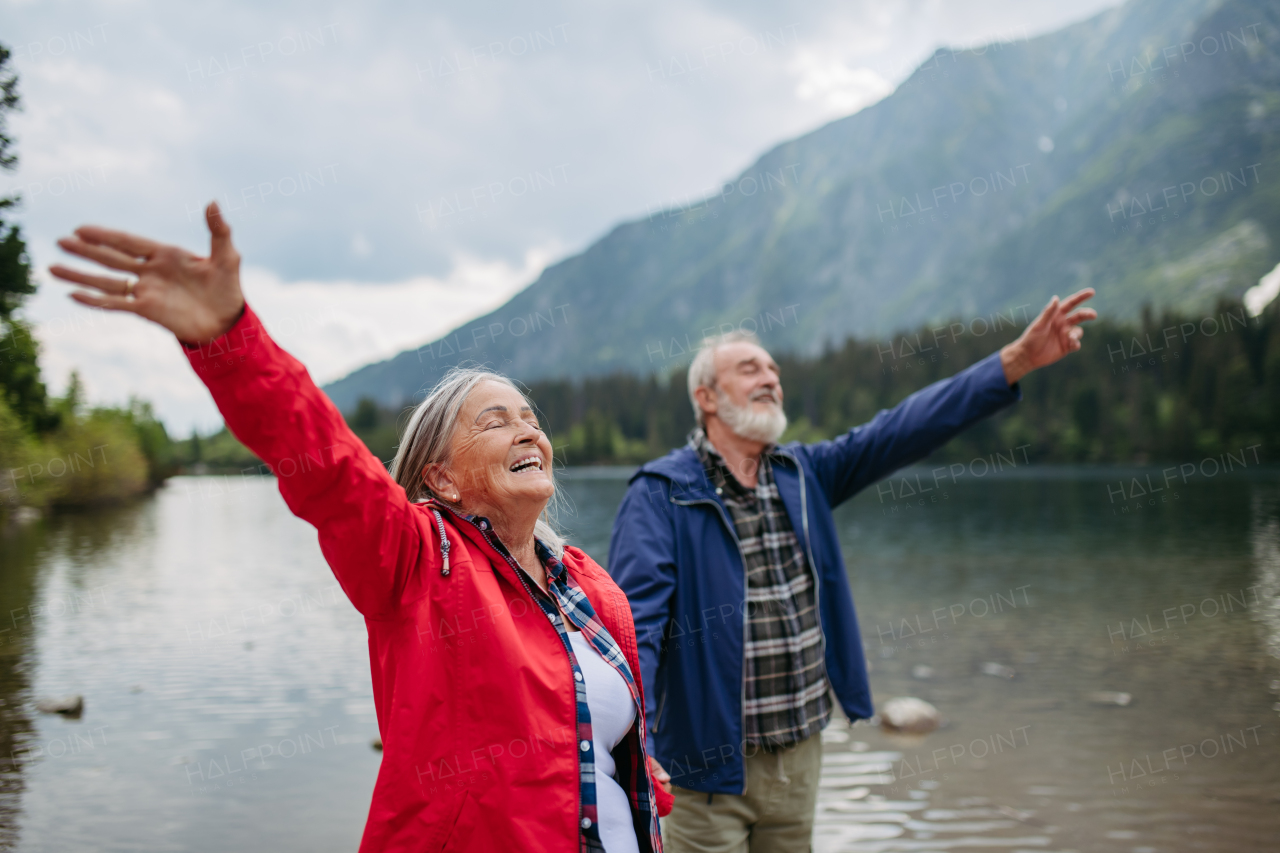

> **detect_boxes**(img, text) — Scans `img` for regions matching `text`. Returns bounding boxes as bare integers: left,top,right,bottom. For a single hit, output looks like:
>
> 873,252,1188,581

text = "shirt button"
581,818,592,829
580,740,590,752
715,487,722,495
574,672,583,682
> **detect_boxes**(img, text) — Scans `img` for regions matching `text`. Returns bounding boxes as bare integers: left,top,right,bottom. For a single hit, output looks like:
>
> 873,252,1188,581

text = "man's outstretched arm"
802,289,1097,507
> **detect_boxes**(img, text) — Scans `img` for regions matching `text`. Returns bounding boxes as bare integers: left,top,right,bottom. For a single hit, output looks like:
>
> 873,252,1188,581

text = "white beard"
716,388,788,443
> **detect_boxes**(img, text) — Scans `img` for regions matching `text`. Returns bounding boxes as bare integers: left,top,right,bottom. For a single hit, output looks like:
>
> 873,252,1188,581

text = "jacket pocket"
651,687,668,734
440,788,482,853
422,788,473,853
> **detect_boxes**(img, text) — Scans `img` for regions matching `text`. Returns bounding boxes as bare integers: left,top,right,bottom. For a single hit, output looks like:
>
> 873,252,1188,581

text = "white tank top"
568,630,640,853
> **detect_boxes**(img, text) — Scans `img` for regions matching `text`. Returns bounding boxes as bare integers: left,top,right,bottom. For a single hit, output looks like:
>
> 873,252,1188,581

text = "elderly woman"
50,203,671,853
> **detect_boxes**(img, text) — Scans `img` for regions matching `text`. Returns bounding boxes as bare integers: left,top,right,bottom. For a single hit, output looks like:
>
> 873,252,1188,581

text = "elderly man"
608,289,1096,852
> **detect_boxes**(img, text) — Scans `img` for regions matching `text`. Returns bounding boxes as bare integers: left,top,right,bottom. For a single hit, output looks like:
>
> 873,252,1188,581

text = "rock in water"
12,507,41,526
879,697,941,734
980,662,1017,679
36,695,84,716
1087,691,1132,706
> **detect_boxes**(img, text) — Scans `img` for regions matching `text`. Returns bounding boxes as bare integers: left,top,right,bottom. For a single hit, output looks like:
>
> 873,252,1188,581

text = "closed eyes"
481,417,541,431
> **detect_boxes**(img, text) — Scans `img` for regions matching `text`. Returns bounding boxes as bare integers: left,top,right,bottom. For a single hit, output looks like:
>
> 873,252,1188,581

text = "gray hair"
686,330,761,426
388,366,565,557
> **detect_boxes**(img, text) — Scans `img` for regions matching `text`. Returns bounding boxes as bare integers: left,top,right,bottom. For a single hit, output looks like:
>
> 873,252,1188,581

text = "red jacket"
184,305,668,852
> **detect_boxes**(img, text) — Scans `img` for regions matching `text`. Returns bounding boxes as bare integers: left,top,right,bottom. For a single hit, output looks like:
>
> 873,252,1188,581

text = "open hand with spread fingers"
49,201,247,345
999,288,1098,385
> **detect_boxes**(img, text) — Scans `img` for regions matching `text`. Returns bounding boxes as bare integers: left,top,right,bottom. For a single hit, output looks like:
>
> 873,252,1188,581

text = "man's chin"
747,428,787,444
716,391,787,443
736,416,787,444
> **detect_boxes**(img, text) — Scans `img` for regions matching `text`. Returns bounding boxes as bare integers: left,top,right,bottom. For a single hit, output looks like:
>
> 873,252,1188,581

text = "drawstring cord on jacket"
430,509,451,576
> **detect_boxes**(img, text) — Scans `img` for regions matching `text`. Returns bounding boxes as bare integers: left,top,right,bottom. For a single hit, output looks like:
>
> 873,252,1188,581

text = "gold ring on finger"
125,280,136,298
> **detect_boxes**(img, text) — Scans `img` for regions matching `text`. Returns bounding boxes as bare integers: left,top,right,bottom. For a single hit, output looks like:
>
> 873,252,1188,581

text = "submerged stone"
879,697,941,734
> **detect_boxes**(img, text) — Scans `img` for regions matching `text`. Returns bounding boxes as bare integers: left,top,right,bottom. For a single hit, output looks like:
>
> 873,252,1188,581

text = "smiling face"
695,341,787,442
429,380,555,518
711,341,783,413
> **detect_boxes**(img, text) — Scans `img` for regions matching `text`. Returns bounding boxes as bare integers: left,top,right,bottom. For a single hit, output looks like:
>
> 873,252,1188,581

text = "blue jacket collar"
632,446,713,498
632,443,801,499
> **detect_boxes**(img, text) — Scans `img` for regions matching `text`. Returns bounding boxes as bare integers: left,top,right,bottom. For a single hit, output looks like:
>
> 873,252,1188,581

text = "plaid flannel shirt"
693,429,832,749
470,514,661,853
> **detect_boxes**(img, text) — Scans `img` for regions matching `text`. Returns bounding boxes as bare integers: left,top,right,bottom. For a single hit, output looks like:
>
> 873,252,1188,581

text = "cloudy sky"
3,0,1123,434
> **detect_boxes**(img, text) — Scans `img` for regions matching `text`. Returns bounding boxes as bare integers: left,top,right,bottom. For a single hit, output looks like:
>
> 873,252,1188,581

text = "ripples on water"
0,468,1277,851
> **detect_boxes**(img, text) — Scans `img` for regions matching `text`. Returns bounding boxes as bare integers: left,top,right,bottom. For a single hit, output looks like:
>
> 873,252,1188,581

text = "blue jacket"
607,351,1021,793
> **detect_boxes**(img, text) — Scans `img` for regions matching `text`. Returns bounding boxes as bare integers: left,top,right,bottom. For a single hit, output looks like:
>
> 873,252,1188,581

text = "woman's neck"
477,502,577,629
478,505,545,588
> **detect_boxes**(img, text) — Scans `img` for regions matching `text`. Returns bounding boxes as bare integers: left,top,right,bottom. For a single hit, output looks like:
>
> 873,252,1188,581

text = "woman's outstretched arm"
51,202,429,619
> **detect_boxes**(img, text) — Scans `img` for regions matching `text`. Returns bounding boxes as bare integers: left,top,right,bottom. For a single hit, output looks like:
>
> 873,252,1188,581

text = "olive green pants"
661,734,822,853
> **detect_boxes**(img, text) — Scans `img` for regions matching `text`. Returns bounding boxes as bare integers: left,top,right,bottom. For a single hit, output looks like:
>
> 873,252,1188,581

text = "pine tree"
0,43,57,434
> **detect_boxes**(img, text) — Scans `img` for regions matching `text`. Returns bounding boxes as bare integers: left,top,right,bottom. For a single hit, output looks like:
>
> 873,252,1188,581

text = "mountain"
324,0,1280,411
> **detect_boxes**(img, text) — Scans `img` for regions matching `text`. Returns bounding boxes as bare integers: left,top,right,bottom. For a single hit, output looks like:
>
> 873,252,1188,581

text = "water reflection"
813,468,1280,852
0,520,41,849
1250,492,1280,663
2,479,380,851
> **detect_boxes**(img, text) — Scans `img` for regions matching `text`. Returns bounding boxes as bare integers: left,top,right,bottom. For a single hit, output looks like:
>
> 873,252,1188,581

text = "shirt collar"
689,427,774,497
534,539,566,583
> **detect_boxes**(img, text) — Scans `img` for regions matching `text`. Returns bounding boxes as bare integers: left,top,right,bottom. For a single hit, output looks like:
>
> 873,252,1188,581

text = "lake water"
1,466,1278,852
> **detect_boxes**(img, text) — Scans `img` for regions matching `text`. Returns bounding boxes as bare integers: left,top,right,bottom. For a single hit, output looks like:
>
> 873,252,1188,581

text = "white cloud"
1245,262,1280,318
242,245,558,386
790,52,893,117
26,246,556,433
